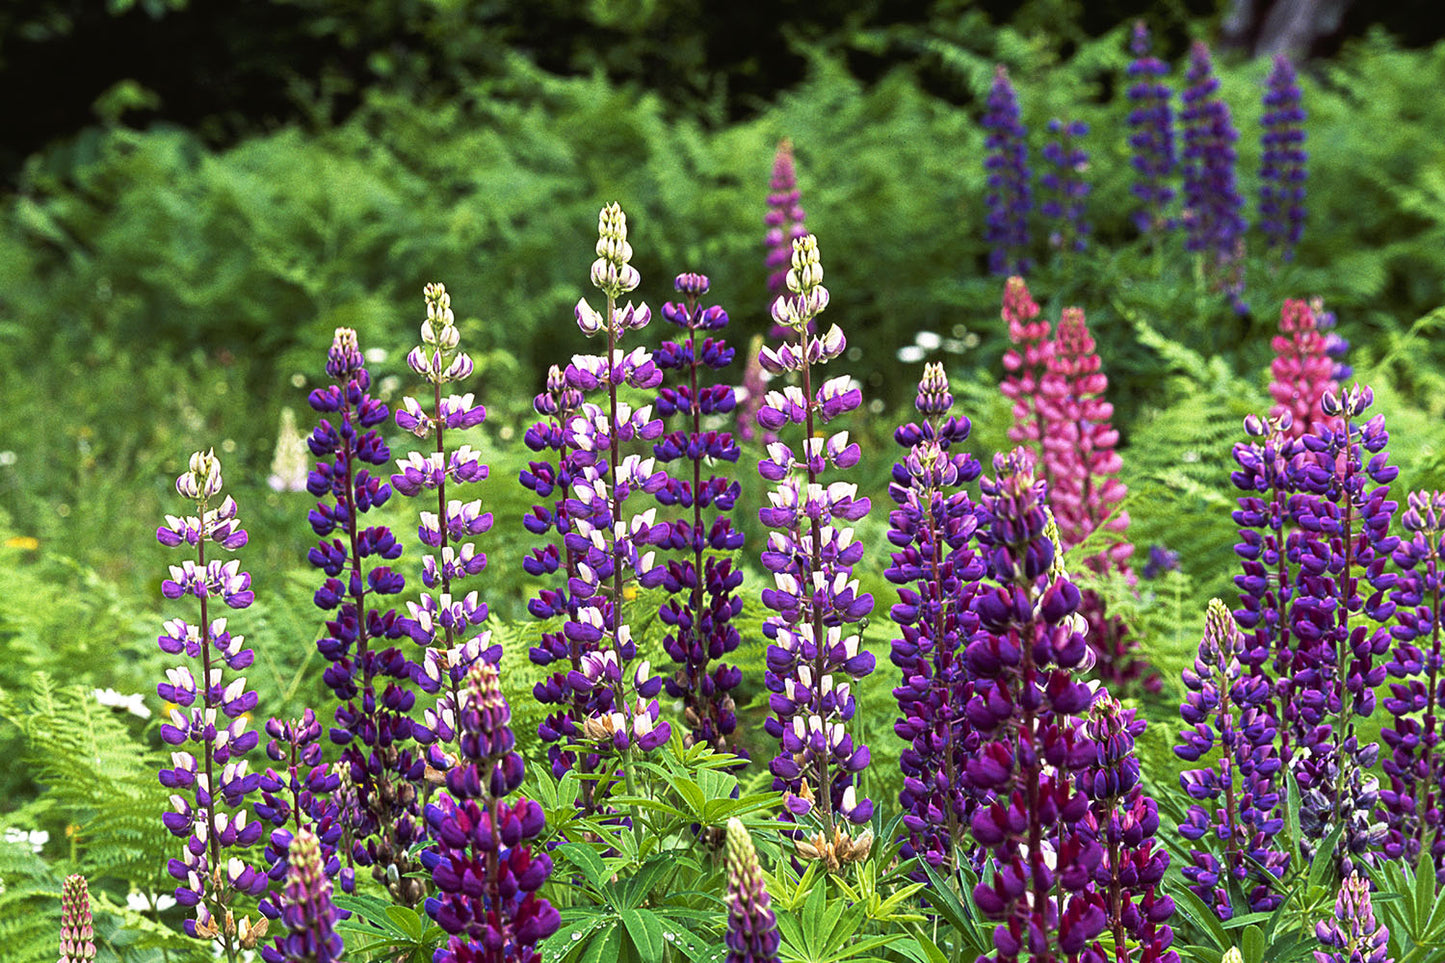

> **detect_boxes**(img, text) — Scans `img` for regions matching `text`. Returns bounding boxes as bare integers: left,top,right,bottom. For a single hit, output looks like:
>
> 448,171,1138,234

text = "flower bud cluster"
1314,872,1390,963
1181,42,1248,312
983,65,1033,276
1041,119,1091,255
1126,22,1177,236
1260,55,1307,262
59,875,96,963
725,818,781,963
275,828,343,963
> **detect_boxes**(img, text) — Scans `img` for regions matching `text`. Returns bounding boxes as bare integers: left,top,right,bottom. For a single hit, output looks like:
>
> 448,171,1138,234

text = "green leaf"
889,936,949,963
1307,820,1346,895
1241,923,1265,963
579,921,622,963
620,907,666,962
385,905,426,940
1169,879,1230,949
1416,847,1437,933
556,842,612,891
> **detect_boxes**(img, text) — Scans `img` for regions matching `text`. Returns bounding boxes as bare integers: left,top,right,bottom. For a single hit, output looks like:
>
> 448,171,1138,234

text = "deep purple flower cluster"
1260,55,1307,261
1180,42,1248,312
1142,544,1180,580
1041,119,1091,254
964,451,1103,962
1174,599,1287,918
1126,22,1177,236
653,272,745,754
155,450,267,950
422,663,560,963
757,234,875,832
304,327,424,902
983,65,1032,276
1314,872,1390,963
1381,490,1445,874
886,362,984,875
725,818,781,963
275,828,344,963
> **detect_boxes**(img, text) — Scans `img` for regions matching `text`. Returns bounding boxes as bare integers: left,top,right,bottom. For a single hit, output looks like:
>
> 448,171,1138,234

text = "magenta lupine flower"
1181,41,1248,312
155,450,267,951
1174,600,1287,919
561,204,672,762
304,326,423,902
1260,55,1307,262
1080,696,1178,963
1126,22,1177,237
1270,299,1340,441
654,272,746,755
422,663,560,963
1381,491,1445,874
391,284,499,770
1041,119,1092,255
737,333,775,446
983,65,1032,276
757,234,875,834
725,818,781,963
887,362,985,876
275,828,343,963
964,451,1104,962
997,276,1050,477
1315,872,1391,963
764,139,808,308
58,875,96,963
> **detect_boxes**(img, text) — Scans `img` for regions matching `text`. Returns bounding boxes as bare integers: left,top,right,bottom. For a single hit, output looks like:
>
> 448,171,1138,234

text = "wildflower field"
6,4,1445,963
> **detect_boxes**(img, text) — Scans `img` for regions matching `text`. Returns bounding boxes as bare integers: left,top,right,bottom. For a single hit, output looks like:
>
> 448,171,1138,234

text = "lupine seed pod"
725,818,781,963
1260,55,1307,262
1180,41,1248,313
1126,22,1177,237
983,65,1033,276
276,828,343,963
1314,872,1391,963
58,875,96,963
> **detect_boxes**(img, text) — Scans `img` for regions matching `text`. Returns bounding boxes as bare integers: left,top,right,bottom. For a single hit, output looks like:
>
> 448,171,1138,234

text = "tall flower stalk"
156,450,266,960
725,818,781,963
765,139,809,309
275,828,344,963
1180,41,1248,312
757,233,875,836
1269,299,1339,441
654,271,745,754
1315,872,1391,963
58,875,96,963
1126,21,1177,240
1260,55,1307,262
1041,119,1092,257
997,276,1050,478
983,65,1033,276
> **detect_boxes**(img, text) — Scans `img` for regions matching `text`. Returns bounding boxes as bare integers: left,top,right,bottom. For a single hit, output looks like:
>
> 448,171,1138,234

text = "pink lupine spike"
1269,298,1340,440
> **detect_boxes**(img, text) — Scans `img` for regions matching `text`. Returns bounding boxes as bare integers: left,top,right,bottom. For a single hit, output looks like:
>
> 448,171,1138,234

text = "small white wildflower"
92,687,152,720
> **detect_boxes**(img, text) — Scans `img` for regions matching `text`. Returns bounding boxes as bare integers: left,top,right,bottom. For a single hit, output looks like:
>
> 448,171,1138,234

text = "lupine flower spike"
757,234,876,841
1041,118,1092,256
1126,22,1177,238
997,277,1050,478
156,450,268,954
58,875,96,963
654,272,745,754
1315,872,1391,963
1181,42,1248,312
965,452,1104,961
1269,299,1339,441
1260,55,1307,262
392,284,499,772
764,139,809,324
275,828,344,963
725,818,781,963
983,65,1032,276
887,362,985,877
305,326,422,902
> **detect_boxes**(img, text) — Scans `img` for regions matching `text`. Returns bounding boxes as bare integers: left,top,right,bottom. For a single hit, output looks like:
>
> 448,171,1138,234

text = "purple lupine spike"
1314,872,1391,963
725,818,781,963
1289,385,1398,871
1181,41,1248,313
983,65,1032,276
1260,55,1307,262
1269,299,1340,441
1040,119,1091,255
391,284,499,774
423,663,560,963
58,875,96,963
1174,599,1288,919
757,234,876,840
964,452,1105,962
155,450,267,954
304,326,422,904
1126,22,1177,237
887,362,986,877
1313,298,1353,382
764,140,808,314
559,203,671,772
275,828,343,963
1142,544,1181,580
1080,696,1178,963
654,272,746,755
1381,490,1445,875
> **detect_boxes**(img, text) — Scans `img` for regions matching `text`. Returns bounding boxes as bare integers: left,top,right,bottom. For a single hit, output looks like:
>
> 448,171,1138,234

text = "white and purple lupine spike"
983,65,1032,276
1260,54,1307,262
1040,118,1092,256
156,451,267,954
887,362,986,877
276,828,343,963
1174,599,1288,919
963,450,1104,962
58,875,96,963
653,271,746,755
304,326,423,904
1181,41,1249,313
1381,490,1445,874
1314,872,1391,963
392,284,499,779
1126,21,1177,237
758,234,875,838
725,818,781,963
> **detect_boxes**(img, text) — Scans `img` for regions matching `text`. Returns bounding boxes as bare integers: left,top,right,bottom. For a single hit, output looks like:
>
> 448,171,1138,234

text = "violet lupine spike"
1174,600,1287,919
422,663,560,963
725,818,781,963
392,284,499,771
964,451,1104,962
1289,385,1398,871
887,362,986,877
1381,490,1445,875
58,875,96,963
654,272,746,755
764,139,809,329
1313,299,1352,382
1040,119,1092,255
1180,41,1248,313
983,65,1032,276
756,233,876,837
156,450,267,952
1314,872,1391,963
305,326,423,904
1270,299,1341,441
1079,696,1178,963
1260,55,1307,262
275,828,343,963
997,276,1050,479
1126,21,1177,237
563,203,671,761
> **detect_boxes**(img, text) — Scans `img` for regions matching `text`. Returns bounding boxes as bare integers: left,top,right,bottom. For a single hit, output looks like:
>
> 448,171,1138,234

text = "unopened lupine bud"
58,875,96,963
725,818,781,963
